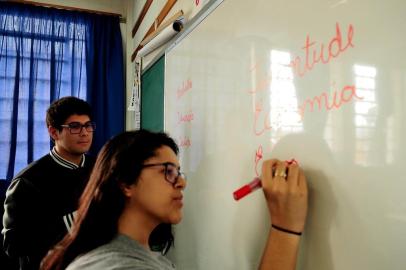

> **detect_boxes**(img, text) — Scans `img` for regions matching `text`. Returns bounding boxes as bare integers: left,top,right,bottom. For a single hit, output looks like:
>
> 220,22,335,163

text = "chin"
75,146,90,154
168,213,183,224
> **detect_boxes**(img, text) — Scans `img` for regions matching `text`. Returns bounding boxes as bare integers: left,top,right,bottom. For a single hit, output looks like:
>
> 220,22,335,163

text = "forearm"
3,178,45,257
259,227,301,270
3,220,48,269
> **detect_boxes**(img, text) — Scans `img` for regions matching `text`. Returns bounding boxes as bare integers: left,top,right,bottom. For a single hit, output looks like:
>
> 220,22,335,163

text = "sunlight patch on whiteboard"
353,64,377,165
269,50,302,143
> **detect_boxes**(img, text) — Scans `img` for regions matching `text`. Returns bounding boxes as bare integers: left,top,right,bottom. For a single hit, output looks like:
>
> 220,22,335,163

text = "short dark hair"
41,130,179,270
46,97,92,130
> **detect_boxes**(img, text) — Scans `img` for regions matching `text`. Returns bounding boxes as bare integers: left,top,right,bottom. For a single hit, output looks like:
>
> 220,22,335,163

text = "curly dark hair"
46,97,92,130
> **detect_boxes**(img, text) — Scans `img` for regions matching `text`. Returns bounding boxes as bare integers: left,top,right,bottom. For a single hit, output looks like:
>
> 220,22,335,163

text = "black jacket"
2,153,94,270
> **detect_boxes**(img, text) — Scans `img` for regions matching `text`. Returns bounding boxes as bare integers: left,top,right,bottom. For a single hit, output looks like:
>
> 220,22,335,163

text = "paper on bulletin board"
128,57,142,129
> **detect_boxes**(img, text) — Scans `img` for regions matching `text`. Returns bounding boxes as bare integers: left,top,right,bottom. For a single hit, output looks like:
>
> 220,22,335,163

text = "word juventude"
246,63,271,94
246,75,271,94
290,22,354,77
177,79,193,99
298,84,362,118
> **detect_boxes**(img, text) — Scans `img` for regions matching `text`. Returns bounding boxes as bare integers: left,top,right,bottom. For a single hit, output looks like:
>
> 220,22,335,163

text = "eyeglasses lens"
68,122,95,134
165,165,178,184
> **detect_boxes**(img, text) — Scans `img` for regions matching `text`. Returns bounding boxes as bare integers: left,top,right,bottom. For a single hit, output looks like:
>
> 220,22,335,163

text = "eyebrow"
66,121,93,124
163,161,181,169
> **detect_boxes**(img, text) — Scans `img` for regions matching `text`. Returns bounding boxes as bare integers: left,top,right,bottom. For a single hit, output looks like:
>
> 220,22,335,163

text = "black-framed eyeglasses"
141,162,186,185
60,121,96,134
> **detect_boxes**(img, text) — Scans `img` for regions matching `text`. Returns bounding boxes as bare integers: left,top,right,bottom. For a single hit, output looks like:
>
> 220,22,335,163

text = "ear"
120,183,134,198
48,126,60,141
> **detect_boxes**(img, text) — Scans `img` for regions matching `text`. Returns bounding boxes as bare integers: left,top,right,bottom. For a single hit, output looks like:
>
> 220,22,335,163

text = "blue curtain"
0,2,124,180
85,14,124,155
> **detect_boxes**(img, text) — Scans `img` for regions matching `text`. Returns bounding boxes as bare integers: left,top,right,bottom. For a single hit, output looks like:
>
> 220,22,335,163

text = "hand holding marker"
233,159,298,201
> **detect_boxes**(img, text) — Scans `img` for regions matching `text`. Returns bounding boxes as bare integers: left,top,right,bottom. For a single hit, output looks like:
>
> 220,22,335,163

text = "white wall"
35,0,127,14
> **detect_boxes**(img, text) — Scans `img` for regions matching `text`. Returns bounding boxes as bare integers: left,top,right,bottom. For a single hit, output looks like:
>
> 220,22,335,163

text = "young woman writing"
41,130,308,270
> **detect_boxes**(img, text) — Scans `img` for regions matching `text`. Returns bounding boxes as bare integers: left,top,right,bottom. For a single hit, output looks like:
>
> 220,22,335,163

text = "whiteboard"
164,0,406,269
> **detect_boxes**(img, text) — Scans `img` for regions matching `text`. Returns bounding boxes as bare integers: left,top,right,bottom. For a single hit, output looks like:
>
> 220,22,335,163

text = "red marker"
233,159,298,201
233,177,262,201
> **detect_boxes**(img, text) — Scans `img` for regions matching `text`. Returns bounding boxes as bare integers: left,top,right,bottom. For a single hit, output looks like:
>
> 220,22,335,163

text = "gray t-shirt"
66,234,176,270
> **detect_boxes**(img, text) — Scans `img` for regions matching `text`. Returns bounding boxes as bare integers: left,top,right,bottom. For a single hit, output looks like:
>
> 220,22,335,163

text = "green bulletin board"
141,55,164,132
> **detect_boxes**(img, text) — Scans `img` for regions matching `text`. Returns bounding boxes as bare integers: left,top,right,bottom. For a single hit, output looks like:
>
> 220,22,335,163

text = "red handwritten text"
298,84,362,118
290,23,354,77
255,145,263,176
247,76,271,94
246,62,271,94
177,111,194,124
179,137,191,148
254,100,271,136
177,79,192,99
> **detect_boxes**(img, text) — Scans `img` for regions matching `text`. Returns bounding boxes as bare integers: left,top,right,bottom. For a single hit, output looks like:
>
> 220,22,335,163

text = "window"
269,49,302,143
353,64,377,165
0,7,87,179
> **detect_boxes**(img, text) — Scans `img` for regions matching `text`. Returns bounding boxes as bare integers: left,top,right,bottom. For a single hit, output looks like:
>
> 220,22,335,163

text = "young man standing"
2,97,96,270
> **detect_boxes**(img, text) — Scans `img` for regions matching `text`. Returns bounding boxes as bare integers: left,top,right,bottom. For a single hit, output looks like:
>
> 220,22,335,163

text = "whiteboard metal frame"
141,0,224,74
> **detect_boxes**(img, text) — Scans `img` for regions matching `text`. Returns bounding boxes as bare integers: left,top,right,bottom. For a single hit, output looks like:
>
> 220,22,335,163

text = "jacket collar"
50,147,85,169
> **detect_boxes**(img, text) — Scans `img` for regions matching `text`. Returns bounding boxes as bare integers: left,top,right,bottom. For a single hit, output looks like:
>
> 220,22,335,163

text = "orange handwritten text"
290,23,354,77
177,110,194,124
254,100,271,136
177,79,192,99
298,84,362,118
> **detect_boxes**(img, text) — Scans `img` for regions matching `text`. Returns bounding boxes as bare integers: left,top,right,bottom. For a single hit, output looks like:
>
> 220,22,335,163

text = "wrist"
271,224,302,236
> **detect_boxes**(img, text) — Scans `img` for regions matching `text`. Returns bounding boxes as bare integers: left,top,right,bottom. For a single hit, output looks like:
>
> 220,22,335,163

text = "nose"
175,175,187,190
79,126,89,136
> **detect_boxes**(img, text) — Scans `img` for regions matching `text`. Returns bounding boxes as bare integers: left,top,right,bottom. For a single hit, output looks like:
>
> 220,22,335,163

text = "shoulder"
12,154,55,182
67,235,176,270
66,249,152,270
7,155,53,190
